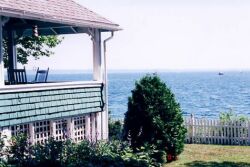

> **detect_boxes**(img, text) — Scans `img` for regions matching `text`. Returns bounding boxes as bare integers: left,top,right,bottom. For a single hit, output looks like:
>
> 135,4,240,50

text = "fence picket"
182,116,250,146
110,116,250,146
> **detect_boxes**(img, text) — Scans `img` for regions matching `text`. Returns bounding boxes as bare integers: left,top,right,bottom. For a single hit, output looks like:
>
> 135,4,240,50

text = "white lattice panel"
34,121,51,144
54,120,68,141
6,112,103,144
11,124,29,136
73,116,86,142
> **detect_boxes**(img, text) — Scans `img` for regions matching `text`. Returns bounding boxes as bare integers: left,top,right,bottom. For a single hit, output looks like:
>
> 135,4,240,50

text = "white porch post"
92,29,108,140
91,113,96,141
50,120,56,138
96,112,102,140
2,127,11,146
29,123,35,144
85,114,91,140
93,29,102,81
66,118,73,139
0,17,5,87
7,29,17,70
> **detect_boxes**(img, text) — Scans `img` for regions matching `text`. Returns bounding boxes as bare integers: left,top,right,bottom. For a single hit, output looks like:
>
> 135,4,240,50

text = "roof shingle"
0,0,119,31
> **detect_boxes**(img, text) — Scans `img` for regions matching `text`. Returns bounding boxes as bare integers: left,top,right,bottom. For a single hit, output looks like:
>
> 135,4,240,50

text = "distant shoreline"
22,69,250,74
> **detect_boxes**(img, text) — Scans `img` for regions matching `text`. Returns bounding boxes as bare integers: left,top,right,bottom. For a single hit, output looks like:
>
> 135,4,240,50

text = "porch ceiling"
4,17,92,36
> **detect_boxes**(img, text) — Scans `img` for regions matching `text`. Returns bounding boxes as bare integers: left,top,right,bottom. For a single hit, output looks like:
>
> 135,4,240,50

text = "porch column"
7,29,17,82
29,123,35,145
66,118,73,139
2,127,11,146
50,120,56,138
96,112,102,140
93,29,102,81
92,29,108,140
7,29,17,70
85,114,91,140
91,113,96,141
0,17,5,86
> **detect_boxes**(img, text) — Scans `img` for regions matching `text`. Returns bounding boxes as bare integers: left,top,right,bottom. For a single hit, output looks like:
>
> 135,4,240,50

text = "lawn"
166,144,250,167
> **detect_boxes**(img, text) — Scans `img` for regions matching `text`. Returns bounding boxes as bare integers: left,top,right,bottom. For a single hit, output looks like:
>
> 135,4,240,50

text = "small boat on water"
218,72,224,76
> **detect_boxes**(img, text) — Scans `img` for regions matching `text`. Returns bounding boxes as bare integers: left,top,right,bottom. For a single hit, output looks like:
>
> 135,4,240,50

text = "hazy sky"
26,0,250,71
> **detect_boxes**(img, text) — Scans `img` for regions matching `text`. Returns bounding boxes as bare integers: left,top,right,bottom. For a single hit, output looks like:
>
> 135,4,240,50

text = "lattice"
34,121,51,144
54,120,68,141
11,124,29,136
7,112,103,144
73,116,86,143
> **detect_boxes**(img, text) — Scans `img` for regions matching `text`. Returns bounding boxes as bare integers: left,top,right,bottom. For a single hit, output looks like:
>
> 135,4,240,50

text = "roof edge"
0,7,121,31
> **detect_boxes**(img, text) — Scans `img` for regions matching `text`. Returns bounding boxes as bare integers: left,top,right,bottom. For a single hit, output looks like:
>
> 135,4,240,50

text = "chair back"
8,67,27,85
34,68,49,83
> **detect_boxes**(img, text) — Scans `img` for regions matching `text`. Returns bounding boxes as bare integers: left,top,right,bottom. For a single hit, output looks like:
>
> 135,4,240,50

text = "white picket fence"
184,115,250,145
110,115,250,145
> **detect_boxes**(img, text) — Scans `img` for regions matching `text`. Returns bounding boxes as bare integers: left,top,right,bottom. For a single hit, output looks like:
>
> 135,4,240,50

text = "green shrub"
220,109,249,123
8,134,33,167
123,74,187,160
3,135,159,167
109,120,123,140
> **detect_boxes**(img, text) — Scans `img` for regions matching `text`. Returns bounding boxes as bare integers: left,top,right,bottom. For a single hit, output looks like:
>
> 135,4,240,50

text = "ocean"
39,71,250,119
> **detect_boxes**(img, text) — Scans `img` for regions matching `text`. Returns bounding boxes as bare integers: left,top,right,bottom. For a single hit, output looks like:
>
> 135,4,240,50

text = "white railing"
185,115,250,145
0,81,102,93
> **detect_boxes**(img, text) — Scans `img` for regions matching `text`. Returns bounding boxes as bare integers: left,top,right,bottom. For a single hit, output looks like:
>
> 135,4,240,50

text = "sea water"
39,71,250,119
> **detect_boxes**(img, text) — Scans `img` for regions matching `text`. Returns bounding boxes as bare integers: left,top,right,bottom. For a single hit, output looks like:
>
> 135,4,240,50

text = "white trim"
0,81,102,93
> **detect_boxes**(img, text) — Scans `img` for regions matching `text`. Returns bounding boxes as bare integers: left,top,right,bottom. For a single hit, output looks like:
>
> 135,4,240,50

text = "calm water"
42,71,250,119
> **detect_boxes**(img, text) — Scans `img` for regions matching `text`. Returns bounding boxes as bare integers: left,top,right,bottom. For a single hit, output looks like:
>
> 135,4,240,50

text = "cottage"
0,0,120,144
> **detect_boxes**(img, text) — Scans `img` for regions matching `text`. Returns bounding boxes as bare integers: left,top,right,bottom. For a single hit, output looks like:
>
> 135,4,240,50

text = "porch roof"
0,0,120,34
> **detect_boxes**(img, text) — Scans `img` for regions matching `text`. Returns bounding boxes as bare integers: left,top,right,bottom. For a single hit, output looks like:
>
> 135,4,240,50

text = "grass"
166,144,250,167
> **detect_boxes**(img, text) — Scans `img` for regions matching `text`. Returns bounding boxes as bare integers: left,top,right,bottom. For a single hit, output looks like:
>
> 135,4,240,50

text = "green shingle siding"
0,86,104,127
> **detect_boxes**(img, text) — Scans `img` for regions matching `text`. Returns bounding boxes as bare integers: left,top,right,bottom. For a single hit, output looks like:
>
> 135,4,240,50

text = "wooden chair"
34,68,49,83
7,67,27,85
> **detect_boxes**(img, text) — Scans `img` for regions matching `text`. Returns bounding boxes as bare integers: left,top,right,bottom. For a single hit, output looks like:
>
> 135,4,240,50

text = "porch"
0,0,120,142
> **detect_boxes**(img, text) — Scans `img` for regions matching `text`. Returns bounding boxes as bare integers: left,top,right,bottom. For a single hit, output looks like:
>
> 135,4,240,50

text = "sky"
26,0,250,71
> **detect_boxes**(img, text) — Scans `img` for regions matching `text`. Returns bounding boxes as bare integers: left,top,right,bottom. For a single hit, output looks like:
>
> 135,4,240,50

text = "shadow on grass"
184,161,250,167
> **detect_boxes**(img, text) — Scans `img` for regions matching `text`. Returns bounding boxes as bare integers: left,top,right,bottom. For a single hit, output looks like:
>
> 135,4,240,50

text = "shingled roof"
0,0,120,31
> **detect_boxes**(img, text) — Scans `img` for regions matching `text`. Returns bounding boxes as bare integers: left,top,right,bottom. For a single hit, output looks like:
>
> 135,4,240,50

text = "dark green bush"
8,134,33,167
2,135,160,167
109,120,123,140
123,74,187,160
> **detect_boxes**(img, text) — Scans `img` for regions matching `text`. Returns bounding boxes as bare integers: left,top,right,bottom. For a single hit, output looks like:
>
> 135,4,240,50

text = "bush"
8,134,33,167
219,109,249,123
123,74,186,160
2,135,160,167
109,120,123,140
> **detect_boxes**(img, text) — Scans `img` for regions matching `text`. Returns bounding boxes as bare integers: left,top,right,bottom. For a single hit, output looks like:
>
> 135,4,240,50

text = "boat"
218,72,224,75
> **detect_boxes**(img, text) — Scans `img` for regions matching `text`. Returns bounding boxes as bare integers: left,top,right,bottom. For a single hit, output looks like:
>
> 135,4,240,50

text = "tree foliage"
219,109,249,123
123,74,187,158
3,35,63,67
